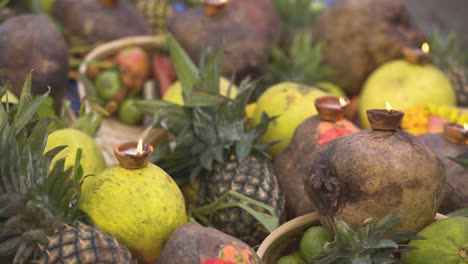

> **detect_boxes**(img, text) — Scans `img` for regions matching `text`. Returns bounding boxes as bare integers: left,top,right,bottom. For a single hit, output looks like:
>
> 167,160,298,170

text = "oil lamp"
443,122,468,144
99,0,118,7
201,0,229,16
114,139,154,169
366,102,405,131
314,96,350,122
403,42,431,65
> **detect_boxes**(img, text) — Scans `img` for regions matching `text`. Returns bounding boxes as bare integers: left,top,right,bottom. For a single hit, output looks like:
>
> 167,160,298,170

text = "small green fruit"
95,70,122,102
277,251,305,264
118,99,143,125
299,226,333,261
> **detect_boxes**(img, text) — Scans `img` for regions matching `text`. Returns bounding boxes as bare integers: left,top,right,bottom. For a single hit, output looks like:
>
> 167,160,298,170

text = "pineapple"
310,214,424,264
0,76,134,263
427,28,468,106
136,35,285,246
448,66,468,106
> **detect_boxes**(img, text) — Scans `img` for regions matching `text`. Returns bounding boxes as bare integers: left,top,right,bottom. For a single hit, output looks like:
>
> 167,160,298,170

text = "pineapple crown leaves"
0,74,85,263
0,0,10,8
267,32,334,86
273,0,324,34
135,34,273,183
309,213,425,264
448,151,468,168
427,27,468,70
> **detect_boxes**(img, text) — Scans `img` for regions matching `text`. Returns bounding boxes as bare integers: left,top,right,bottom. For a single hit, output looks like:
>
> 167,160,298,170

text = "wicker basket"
256,213,448,264
77,35,167,166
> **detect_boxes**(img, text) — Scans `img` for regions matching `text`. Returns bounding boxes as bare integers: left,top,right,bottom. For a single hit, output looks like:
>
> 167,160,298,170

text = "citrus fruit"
251,82,328,156
360,60,456,128
44,128,106,176
401,217,468,264
95,69,122,102
315,82,346,97
299,226,333,261
118,98,143,125
80,163,187,264
1,89,18,104
163,77,238,105
276,251,305,264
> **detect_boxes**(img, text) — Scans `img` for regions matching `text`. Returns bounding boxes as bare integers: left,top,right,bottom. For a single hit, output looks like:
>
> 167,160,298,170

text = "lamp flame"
137,139,143,155
421,42,430,53
339,97,348,107
464,123,468,131
385,102,393,113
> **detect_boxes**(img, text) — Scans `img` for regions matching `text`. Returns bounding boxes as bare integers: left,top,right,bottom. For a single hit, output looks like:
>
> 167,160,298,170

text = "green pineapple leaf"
266,32,334,86
448,153,468,168
167,33,200,99
310,213,424,264
191,190,279,233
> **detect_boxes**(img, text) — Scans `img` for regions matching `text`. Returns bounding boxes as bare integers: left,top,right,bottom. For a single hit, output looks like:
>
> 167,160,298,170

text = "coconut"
313,0,425,95
303,110,446,231
52,0,151,44
168,0,281,81
417,127,468,213
0,14,68,113
274,96,360,219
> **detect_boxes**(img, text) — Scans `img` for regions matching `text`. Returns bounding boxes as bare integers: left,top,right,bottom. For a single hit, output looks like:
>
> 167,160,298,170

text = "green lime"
299,226,333,262
95,70,122,102
118,99,143,125
276,251,305,264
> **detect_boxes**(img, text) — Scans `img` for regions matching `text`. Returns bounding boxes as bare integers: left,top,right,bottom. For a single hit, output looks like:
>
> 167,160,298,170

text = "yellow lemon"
163,77,238,105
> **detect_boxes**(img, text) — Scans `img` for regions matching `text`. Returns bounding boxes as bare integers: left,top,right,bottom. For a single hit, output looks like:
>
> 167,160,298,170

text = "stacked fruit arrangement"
83,43,176,126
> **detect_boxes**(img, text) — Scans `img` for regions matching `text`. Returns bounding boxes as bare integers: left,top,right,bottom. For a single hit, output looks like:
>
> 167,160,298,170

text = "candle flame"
137,139,143,155
464,123,468,131
339,97,348,107
421,42,429,53
385,102,393,112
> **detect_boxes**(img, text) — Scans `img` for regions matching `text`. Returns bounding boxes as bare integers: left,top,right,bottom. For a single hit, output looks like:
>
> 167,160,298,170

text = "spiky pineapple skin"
208,155,285,246
448,66,468,106
37,222,135,264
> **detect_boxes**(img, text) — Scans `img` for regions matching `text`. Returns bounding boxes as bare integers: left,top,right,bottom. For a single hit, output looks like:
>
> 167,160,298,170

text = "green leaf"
133,100,175,116
448,156,468,168
372,239,398,249
167,34,200,99
13,93,49,134
235,203,279,233
202,47,223,95
447,207,468,217
0,0,10,8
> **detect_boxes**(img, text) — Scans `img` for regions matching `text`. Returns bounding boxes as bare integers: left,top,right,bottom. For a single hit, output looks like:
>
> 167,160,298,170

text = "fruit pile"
1,0,467,264
85,45,176,125
274,214,468,264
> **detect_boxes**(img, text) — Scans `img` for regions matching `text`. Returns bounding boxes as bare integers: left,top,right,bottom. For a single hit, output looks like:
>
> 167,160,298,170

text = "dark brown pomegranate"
274,96,360,219
0,14,68,113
